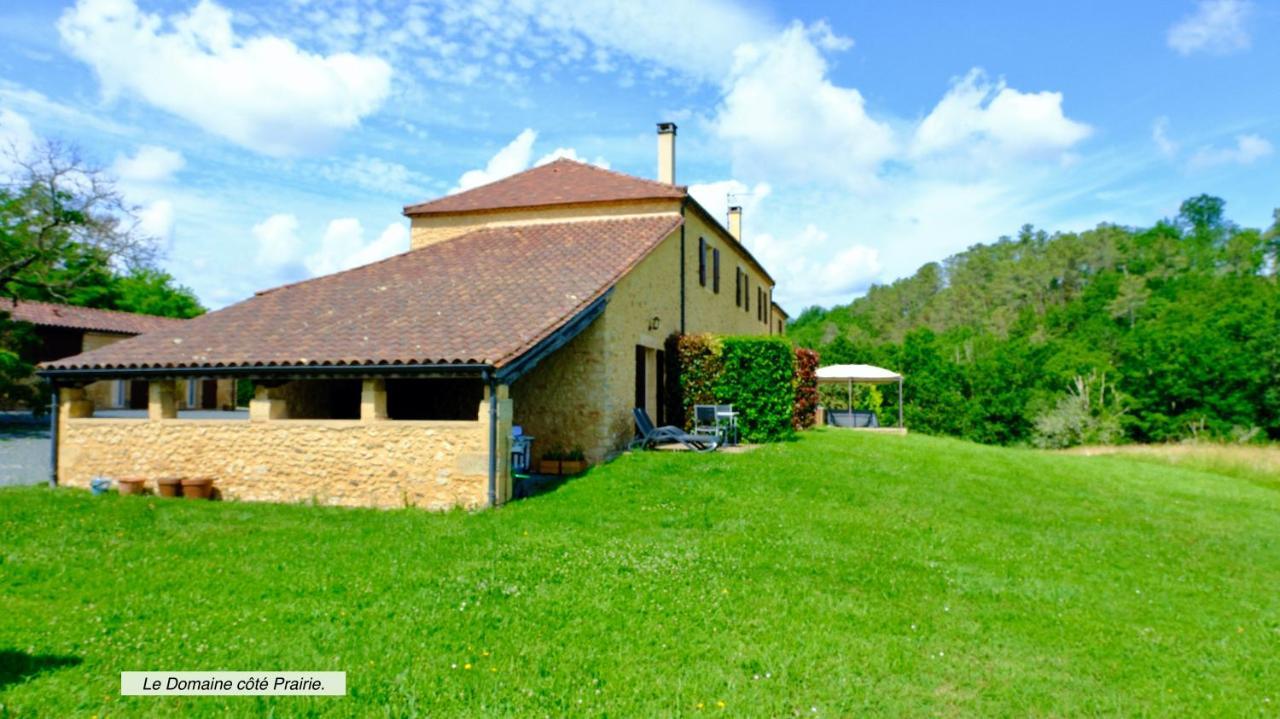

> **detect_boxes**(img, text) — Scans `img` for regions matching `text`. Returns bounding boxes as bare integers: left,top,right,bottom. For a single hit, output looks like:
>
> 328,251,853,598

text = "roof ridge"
402,157,686,216
541,157,689,193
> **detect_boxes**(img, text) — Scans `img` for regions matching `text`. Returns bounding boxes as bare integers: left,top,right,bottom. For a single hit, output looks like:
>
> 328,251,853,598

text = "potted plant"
560,448,587,475
156,477,183,498
116,477,146,496
181,477,215,500
538,449,563,475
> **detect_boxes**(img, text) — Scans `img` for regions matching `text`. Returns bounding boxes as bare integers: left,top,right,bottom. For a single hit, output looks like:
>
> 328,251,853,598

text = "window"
386,379,482,420
698,237,707,287
743,274,750,313
712,248,721,294
735,268,742,307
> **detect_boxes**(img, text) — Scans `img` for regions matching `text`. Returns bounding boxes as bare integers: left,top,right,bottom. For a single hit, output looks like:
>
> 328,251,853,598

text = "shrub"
1032,371,1127,448
793,347,820,430
716,337,796,443
675,333,724,431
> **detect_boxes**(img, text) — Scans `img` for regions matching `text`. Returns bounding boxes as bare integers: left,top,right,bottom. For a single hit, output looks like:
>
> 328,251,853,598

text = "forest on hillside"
789,195,1280,447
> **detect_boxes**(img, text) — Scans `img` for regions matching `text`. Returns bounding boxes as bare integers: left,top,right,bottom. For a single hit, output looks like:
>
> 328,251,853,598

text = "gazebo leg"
898,379,904,429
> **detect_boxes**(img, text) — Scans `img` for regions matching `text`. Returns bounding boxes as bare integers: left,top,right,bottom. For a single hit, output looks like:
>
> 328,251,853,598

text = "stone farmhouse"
5,299,234,411
40,124,784,510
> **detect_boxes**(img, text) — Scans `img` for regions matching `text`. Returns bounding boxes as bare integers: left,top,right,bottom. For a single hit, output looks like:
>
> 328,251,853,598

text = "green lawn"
2,429,1278,716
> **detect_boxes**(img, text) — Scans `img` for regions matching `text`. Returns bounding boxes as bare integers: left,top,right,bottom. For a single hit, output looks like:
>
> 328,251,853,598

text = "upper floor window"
735,268,742,307
743,273,750,313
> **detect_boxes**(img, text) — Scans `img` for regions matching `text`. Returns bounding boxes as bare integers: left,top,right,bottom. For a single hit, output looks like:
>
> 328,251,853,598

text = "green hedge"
672,334,799,442
674,333,723,431
716,337,796,442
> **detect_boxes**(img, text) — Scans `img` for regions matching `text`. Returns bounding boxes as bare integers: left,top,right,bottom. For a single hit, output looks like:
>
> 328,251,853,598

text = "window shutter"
698,238,707,287
713,248,720,294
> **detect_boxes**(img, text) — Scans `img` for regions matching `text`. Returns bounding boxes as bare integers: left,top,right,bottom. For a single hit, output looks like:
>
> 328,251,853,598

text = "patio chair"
715,404,739,445
630,408,720,453
693,404,720,437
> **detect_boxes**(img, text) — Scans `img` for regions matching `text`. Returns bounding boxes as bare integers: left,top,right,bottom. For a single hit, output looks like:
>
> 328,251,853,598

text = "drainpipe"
679,197,687,333
47,381,57,488
485,371,497,508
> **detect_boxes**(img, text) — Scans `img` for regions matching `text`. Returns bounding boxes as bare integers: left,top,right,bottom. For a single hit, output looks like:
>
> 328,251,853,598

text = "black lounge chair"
629,408,720,453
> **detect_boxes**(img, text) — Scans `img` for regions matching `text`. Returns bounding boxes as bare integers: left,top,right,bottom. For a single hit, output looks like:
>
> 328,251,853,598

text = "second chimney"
728,206,742,241
657,122,677,184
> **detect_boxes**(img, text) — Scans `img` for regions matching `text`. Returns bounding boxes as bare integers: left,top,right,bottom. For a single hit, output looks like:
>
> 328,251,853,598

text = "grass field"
2,429,1279,716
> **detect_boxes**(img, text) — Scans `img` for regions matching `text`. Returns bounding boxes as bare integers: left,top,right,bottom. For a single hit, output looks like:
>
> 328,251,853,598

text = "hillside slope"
789,196,1280,447
2,430,1278,716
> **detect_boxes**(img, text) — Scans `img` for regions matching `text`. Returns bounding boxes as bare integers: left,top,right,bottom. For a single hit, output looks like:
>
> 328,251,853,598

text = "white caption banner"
121,672,346,696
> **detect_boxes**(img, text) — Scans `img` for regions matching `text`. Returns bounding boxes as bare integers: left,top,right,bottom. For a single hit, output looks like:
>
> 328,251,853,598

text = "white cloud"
112,144,185,182
452,129,609,192
1189,133,1273,168
137,199,176,246
688,179,771,230
319,155,430,198
749,224,881,307
252,213,408,280
453,129,537,193
304,219,407,276
252,213,305,276
711,21,895,188
0,109,38,170
1152,117,1179,157
58,0,392,156
911,69,1092,163
534,147,610,169
1168,0,1251,55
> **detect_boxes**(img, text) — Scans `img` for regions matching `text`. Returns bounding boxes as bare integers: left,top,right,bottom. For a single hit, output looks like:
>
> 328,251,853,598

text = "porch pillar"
250,384,289,421
482,383,514,506
148,380,177,420
58,386,94,421
360,378,387,421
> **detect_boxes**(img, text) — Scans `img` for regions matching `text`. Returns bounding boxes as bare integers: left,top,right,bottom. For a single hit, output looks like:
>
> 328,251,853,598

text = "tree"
1,140,158,302
1264,209,1280,278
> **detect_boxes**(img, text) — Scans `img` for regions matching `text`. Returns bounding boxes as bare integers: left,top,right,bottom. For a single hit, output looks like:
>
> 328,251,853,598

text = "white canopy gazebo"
815,364,904,429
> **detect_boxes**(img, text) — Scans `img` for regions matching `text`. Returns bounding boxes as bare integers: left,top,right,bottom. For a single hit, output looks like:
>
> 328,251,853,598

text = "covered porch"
47,368,515,510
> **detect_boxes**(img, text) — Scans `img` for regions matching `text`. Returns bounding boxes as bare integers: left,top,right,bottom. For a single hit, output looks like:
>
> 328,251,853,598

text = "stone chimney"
727,206,742,241
657,122,677,184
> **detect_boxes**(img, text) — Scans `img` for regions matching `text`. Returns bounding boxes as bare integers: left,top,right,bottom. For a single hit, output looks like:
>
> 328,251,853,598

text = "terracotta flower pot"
181,477,214,500
117,477,146,496
156,477,183,498
560,460,586,475
538,459,561,475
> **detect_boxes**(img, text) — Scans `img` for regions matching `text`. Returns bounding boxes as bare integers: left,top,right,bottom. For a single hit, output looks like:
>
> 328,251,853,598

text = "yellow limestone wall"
511,211,775,462
56,388,495,510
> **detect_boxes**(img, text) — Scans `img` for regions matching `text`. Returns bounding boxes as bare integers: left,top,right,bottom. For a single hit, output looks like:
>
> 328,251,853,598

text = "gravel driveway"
0,423,50,487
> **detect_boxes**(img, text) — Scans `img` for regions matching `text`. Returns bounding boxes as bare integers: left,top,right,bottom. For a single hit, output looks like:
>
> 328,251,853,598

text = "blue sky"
1,0,1276,311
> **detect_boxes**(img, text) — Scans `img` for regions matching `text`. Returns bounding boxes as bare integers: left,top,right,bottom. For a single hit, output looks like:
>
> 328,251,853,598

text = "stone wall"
680,209,776,337
510,316,611,463
58,416,491,510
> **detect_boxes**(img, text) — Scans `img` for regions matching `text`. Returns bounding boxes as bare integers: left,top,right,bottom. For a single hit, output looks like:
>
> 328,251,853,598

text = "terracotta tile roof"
43,215,682,373
3,299,186,335
403,158,686,216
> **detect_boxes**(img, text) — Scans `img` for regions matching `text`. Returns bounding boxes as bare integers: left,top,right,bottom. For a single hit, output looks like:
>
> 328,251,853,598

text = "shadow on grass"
0,650,82,690
513,473,577,500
